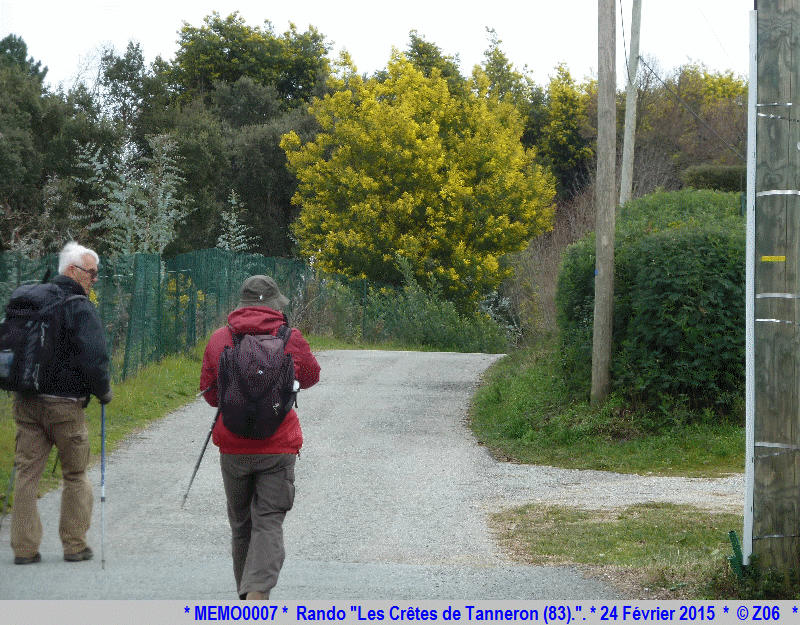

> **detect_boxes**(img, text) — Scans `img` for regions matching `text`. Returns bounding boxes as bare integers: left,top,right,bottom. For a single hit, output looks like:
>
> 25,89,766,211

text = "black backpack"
218,324,298,439
0,283,86,394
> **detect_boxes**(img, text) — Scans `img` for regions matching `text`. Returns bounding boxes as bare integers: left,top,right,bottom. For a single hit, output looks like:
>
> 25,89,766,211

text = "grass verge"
470,345,744,477
491,502,742,599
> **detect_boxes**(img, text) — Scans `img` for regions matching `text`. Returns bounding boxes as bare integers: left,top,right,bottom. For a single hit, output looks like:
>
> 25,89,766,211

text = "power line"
691,0,734,69
619,0,630,80
637,55,746,162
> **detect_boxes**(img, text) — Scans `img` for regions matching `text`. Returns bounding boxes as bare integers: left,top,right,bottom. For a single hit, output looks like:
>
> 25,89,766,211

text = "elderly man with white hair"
10,241,112,565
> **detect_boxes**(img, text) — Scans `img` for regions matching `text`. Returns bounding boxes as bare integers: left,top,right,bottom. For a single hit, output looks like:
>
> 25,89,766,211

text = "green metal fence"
0,247,505,383
0,249,319,381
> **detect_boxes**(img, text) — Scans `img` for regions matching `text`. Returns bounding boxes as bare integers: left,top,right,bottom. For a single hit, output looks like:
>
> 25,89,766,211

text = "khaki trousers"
10,394,93,558
220,453,296,599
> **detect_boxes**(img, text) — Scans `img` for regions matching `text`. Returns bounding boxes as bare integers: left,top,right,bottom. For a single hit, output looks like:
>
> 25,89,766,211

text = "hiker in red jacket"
200,275,320,600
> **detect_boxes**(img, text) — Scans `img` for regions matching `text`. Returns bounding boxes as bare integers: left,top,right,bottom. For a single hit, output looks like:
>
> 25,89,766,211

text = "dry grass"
506,183,597,337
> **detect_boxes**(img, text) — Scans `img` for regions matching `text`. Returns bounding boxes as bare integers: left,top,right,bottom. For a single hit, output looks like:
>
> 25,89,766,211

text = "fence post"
157,261,163,356
122,255,138,381
362,278,367,339
174,270,180,349
187,271,196,350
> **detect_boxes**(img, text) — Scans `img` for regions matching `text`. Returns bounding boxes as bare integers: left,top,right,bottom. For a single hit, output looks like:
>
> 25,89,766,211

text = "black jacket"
39,275,111,399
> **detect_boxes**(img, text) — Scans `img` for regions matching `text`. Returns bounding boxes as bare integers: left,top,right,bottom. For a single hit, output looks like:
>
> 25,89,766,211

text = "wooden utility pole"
591,0,617,406
619,0,642,206
751,0,800,570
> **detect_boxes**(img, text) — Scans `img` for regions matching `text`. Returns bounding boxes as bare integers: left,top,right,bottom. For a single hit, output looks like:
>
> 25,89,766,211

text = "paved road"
0,350,620,600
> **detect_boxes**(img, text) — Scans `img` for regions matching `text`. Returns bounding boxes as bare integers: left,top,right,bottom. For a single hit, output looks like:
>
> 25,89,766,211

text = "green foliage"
0,36,121,252
633,62,747,192
0,34,47,82
556,189,744,422
295,260,508,353
282,52,555,311
228,108,317,256
405,31,468,98
367,259,508,353
74,135,188,257
479,28,533,110
169,11,330,105
539,63,593,196
470,345,744,475
100,41,148,135
706,555,800,600
682,165,746,193
216,190,256,253
210,76,283,128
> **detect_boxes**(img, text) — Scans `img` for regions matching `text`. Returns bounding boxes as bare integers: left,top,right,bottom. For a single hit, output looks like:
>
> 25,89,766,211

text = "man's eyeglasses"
74,265,98,279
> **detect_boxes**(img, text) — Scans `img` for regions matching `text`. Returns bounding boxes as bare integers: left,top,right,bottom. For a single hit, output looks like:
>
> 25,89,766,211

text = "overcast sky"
1,0,753,91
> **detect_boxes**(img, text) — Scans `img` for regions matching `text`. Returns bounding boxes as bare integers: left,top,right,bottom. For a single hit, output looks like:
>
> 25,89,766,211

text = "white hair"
58,242,99,275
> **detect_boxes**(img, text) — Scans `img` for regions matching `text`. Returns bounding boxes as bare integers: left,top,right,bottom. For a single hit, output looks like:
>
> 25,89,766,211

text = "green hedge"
556,189,744,424
682,164,746,193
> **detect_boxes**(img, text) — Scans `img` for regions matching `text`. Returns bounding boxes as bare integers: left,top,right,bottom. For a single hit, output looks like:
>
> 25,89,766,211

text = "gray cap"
237,275,289,310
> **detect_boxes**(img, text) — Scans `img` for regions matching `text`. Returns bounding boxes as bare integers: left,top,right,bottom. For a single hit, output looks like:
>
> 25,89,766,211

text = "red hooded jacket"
200,306,321,454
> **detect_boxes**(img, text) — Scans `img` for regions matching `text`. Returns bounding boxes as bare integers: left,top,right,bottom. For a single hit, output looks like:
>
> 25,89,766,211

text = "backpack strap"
276,324,292,346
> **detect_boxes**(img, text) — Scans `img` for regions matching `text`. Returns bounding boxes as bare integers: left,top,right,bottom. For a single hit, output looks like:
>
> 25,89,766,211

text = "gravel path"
487,463,743,514
0,350,743,600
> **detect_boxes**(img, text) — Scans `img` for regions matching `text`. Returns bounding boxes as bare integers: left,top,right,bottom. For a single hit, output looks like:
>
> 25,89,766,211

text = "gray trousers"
220,453,296,599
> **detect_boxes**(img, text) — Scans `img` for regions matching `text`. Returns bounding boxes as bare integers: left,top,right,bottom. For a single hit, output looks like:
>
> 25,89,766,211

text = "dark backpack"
218,324,298,439
0,283,86,394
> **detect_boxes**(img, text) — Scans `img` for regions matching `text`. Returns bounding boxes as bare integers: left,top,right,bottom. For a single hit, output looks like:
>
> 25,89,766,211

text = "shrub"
556,189,744,423
367,260,508,353
294,262,508,353
682,164,747,193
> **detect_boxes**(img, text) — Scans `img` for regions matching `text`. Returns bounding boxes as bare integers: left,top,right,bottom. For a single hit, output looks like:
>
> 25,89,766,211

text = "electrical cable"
637,55,746,162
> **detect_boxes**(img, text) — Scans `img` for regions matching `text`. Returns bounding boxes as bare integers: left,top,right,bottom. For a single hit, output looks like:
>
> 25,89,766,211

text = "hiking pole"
101,403,106,570
181,408,220,508
0,461,15,532
0,436,18,531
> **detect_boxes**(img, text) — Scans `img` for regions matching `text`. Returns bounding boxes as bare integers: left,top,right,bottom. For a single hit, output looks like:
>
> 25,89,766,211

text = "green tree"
405,31,468,98
100,41,148,134
282,53,555,310
210,76,283,128
479,28,530,108
0,34,47,82
163,100,228,255
169,12,330,106
634,61,747,184
540,63,594,196
217,189,256,252
75,135,187,257
0,57,41,211
0,36,118,252
228,107,318,256
477,29,547,150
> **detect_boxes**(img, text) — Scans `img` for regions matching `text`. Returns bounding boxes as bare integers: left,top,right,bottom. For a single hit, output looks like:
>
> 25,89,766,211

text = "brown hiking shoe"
246,591,269,600
14,553,41,565
64,547,93,562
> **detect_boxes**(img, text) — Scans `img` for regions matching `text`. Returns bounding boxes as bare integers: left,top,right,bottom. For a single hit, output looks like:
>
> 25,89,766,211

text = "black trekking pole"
181,407,220,508
101,403,106,569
